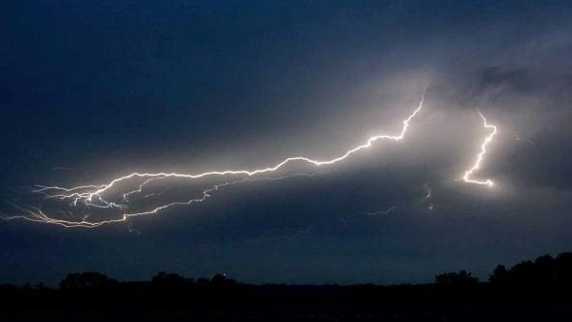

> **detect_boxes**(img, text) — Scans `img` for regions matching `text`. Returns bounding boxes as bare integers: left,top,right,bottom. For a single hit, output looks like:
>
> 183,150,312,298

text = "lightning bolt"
1,95,500,229
4,180,245,228
2,97,425,228
461,111,498,188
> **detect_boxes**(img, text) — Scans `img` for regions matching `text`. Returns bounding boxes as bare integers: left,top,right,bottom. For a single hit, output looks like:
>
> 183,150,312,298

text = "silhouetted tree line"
434,270,479,286
60,272,118,290
431,253,572,288
3,253,572,321
489,253,572,286
1,252,572,292
55,271,237,291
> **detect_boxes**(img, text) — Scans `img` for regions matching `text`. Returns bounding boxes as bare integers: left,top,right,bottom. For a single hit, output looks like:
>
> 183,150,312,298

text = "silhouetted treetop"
489,253,572,286
435,270,479,286
60,272,118,290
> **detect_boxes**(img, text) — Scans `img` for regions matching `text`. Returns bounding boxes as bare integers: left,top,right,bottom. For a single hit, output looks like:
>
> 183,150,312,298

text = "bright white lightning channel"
461,112,498,187
2,96,498,229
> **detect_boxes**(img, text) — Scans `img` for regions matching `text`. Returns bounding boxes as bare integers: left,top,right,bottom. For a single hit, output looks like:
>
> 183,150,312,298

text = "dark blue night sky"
1,1,572,285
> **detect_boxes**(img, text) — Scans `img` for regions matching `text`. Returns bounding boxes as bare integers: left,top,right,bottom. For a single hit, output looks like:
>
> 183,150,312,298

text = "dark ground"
2,284,572,321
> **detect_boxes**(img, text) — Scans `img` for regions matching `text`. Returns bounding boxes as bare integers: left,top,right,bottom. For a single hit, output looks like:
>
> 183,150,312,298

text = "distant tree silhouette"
508,260,537,285
489,265,509,284
211,273,236,287
60,272,117,290
151,272,190,289
489,253,572,287
555,253,572,285
534,255,556,284
435,270,479,286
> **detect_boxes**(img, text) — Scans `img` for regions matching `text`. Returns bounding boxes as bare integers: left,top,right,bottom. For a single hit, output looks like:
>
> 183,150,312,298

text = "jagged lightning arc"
461,112,498,187
2,96,499,229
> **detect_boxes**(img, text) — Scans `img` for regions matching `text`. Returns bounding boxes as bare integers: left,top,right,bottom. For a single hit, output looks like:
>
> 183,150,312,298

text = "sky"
1,0,572,285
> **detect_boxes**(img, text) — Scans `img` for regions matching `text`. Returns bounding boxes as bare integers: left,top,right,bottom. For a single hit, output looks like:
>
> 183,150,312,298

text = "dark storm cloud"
476,67,533,93
0,84,14,105
505,120,572,190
